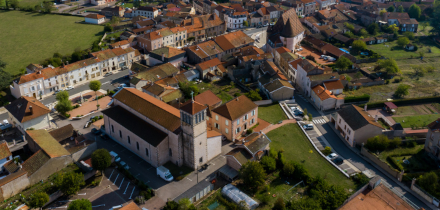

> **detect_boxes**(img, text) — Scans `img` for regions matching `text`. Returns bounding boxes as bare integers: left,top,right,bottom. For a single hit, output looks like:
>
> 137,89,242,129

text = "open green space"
196,79,247,103
266,124,355,190
392,114,440,128
0,0,49,8
377,144,437,173
395,106,418,115
367,39,440,60
258,104,287,124
0,11,104,76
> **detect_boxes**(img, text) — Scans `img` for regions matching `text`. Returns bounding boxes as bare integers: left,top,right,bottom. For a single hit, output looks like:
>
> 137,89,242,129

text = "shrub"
344,94,371,103
246,128,253,134
273,198,286,210
234,92,241,97
261,156,277,172
283,161,295,178
322,146,332,156
387,156,404,171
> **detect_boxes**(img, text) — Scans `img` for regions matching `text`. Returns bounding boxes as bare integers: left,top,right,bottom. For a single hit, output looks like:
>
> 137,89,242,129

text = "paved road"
41,69,130,106
293,93,429,210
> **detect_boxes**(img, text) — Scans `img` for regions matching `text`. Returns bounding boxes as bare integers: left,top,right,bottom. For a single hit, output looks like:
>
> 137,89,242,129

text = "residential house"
84,14,105,24
333,105,384,147
117,202,142,210
196,58,227,81
288,58,332,96
279,51,298,73
193,0,204,14
120,31,136,40
136,19,156,29
261,79,295,101
111,40,131,49
281,0,305,17
185,40,225,64
133,6,159,18
124,9,133,18
224,10,249,30
137,28,174,52
315,0,338,10
301,0,316,16
211,95,258,141
26,64,43,74
102,88,222,169
226,132,271,170
244,1,263,12
130,63,180,89
382,12,419,32
317,9,349,23
5,96,51,134
170,26,188,47
310,85,344,110
100,6,124,17
249,13,264,27
267,8,305,54
11,48,139,99
148,47,186,67
258,60,288,86
133,25,156,35
0,143,12,174
214,31,254,55
157,21,177,29
195,90,222,109
142,82,184,105
180,14,226,43
266,6,284,22
257,7,270,25
424,118,440,159
323,80,344,95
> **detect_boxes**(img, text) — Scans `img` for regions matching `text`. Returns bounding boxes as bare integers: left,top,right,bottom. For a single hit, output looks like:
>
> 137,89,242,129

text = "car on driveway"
333,157,344,165
104,72,113,77
65,86,74,91
303,124,313,130
91,128,101,135
326,153,338,160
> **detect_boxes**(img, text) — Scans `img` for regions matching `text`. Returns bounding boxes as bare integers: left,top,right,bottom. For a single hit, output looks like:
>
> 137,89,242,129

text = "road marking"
113,174,120,185
187,177,192,181
108,169,115,180
92,204,106,207
123,182,130,194
129,187,136,199
137,160,144,164
50,206,67,209
147,167,153,170
78,193,86,195
102,81,110,85
119,177,125,189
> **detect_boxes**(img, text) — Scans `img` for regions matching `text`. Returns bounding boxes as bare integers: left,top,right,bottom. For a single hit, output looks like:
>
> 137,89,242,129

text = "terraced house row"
10,48,141,99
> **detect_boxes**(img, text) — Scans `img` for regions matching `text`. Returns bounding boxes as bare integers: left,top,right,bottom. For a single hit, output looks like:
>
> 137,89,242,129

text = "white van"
109,151,121,163
157,166,174,181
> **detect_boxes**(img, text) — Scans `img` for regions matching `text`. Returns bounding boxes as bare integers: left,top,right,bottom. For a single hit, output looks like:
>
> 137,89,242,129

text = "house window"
136,142,139,150
169,148,172,156
236,127,241,134
225,120,229,125
244,114,248,120
225,128,229,134
252,110,255,116
216,115,218,120
146,148,149,157
237,119,240,125
251,118,255,124
199,157,203,163
119,130,122,138
128,136,131,144
111,125,114,133
215,123,219,129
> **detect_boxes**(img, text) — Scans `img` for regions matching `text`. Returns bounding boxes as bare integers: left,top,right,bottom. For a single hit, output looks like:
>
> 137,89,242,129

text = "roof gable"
6,96,51,123
26,130,70,158
212,95,258,121
337,105,384,130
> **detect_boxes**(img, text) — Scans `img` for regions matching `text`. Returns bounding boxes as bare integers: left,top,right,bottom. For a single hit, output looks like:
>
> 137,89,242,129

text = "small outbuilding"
405,44,415,51
221,184,259,210
85,14,106,25
384,102,398,114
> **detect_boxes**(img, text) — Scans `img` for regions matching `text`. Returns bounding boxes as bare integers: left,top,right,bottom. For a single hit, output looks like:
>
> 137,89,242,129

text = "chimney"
236,97,239,101
162,53,165,61
29,106,33,115
66,61,69,65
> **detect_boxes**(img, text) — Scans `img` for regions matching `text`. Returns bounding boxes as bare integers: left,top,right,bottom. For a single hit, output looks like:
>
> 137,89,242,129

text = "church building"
267,8,305,54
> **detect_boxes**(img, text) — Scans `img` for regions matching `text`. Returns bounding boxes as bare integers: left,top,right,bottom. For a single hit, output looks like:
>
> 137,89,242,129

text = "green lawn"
195,79,247,103
266,124,355,190
258,104,287,124
0,11,104,76
395,106,418,115
0,0,48,7
392,114,440,128
367,39,440,60
377,145,437,173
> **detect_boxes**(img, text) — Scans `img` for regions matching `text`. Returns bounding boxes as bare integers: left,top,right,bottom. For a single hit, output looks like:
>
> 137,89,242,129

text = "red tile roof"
0,143,11,160
214,31,254,51
5,96,51,123
195,90,222,107
212,95,258,121
85,14,105,19
323,80,344,90
180,100,207,115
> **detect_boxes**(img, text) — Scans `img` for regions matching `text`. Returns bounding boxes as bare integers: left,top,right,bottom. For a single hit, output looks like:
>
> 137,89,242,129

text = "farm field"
0,11,104,76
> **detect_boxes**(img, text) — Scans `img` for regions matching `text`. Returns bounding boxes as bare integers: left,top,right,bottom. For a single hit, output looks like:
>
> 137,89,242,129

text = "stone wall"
0,172,30,200
71,142,98,162
360,146,402,180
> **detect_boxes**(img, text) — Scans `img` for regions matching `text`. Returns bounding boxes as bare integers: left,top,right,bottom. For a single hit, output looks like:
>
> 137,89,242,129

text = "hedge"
344,94,371,103
387,156,404,171
360,96,440,109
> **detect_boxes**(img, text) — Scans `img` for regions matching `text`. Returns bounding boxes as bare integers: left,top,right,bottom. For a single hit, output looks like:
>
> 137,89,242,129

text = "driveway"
293,93,429,209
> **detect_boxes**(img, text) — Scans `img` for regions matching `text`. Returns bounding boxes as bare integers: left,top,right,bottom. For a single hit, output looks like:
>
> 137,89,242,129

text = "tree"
245,89,262,101
178,198,195,210
9,0,18,8
179,82,199,99
42,1,52,13
389,137,402,148
68,199,92,210
380,9,387,16
344,31,355,38
386,24,399,33
91,149,112,174
409,4,421,19
387,6,395,12
163,201,179,210
0,58,12,90
418,172,438,195
261,156,276,172
54,172,85,196
55,90,73,116
377,58,401,74
335,56,353,70
365,135,390,151
394,84,410,98
420,21,429,32
283,161,295,178
343,74,352,82
367,23,379,35
354,71,363,80
110,16,121,24
133,0,140,7
322,146,332,156
359,28,368,37
273,198,286,210
28,192,49,210
343,22,354,31
239,161,266,191
352,40,367,53
104,24,113,32
403,31,415,40
397,5,404,12
89,80,101,110
307,113,313,121
56,90,69,101
243,20,249,27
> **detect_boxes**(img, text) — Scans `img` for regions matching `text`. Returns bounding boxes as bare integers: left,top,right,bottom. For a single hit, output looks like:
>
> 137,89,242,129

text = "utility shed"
174,180,214,203
221,184,258,210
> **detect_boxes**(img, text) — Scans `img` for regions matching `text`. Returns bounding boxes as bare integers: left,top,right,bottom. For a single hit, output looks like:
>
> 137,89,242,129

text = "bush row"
360,96,440,109
344,94,371,103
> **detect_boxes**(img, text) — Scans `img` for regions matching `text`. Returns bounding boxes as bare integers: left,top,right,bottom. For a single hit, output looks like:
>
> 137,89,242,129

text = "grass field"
393,114,440,128
258,104,287,124
0,11,104,75
196,79,247,103
266,124,355,190
367,39,440,60
0,0,48,7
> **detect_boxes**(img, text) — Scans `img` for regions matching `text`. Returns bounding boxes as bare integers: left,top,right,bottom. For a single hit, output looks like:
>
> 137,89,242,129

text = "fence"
360,146,404,181
411,180,440,207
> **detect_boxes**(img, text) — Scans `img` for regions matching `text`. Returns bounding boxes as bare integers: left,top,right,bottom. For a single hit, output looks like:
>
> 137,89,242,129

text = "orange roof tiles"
312,85,340,101
0,143,11,160
195,90,222,107
275,47,291,55
180,100,207,115
187,40,224,59
323,80,344,90
85,14,105,19
119,202,142,210
212,95,258,121
197,58,222,70
207,129,222,138
214,31,254,51
111,40,130,48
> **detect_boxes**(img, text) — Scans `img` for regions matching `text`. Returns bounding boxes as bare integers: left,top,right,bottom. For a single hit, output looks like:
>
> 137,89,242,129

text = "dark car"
91,128,101,135
333,157,343,165
101,134,110,140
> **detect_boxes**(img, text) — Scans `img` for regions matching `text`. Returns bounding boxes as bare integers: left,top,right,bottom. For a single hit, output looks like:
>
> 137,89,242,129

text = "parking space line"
108,169,115,180
119,177,125,189
78,193,86,195
147,167,153,170
187,177,192,181
113,174,120,185
129,187,136,199
123,183,130,194
137,160,144,164
92,204,105,208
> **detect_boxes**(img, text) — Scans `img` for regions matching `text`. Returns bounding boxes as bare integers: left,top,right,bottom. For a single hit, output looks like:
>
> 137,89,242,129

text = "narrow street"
294,93,430,210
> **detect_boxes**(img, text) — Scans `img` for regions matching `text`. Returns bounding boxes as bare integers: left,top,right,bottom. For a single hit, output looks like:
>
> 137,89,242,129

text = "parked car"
110,151,121,163
101,134,110,140
326,153,338,160
84,120,92,128
294,110,304,116
157,166,174,181
303,124,313,130
333,157,343,165
104,72,113,77
297,48,303,51
65,86,74,91
328,57,336,62
320,55,327,59
91,128,101,135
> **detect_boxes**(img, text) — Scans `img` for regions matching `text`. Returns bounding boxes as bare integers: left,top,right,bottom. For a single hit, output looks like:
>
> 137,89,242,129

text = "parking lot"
47,167,139,210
